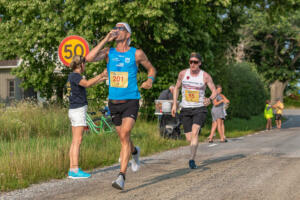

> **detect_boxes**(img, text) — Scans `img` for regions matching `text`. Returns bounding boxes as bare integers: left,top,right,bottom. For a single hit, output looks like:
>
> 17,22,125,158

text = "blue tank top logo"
125,57,130,63
107,48,141,100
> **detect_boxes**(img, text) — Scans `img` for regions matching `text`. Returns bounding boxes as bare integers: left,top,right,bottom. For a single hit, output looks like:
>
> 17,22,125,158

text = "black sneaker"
189,160,198,169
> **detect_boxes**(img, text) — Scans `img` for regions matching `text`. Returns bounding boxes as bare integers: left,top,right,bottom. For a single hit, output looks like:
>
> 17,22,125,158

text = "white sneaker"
131,146,140,172
112,174,125,190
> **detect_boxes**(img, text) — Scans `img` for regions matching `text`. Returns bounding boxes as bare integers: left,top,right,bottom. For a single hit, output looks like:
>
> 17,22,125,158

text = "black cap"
190,52,202,61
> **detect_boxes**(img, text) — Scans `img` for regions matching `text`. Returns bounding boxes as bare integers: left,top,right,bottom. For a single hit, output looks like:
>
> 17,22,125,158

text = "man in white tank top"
172,52,217,169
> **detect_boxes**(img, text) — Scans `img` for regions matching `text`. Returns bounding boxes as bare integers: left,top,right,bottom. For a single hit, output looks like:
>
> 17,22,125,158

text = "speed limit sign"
58,35,90,67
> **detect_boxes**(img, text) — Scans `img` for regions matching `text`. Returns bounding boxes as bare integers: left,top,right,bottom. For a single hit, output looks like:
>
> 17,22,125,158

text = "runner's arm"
204,72,217,101
136,49,156,89
173,70,185,104
171,70,185,117
85,30,118,62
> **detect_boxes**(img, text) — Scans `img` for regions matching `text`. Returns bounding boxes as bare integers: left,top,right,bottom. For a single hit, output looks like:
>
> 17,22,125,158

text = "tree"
244,3,300,103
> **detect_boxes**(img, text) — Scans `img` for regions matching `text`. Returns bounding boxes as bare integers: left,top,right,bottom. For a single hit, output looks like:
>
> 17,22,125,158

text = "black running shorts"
108,100,139,126
180,106,207,133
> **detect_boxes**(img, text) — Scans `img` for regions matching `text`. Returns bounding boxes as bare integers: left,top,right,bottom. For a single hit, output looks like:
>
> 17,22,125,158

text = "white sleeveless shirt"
181,69,206,108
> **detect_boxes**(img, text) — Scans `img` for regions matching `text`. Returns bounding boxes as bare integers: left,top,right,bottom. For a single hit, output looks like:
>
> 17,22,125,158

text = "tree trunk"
270,80,288,104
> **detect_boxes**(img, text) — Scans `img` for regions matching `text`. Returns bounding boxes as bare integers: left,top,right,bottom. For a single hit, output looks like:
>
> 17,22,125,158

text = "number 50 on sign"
58,35,89,67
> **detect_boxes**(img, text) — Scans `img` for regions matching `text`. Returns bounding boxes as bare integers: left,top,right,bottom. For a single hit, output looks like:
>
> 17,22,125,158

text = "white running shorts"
68,105,87,127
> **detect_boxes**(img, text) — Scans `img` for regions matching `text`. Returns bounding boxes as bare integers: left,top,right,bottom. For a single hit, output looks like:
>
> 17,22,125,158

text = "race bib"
110,71,128,88
185,90,199,102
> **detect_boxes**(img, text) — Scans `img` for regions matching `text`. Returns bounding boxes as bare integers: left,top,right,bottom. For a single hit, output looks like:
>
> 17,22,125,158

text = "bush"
217,62,267,119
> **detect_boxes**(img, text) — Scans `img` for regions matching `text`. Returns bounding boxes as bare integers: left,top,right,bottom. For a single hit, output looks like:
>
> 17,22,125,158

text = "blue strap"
148,76,155,82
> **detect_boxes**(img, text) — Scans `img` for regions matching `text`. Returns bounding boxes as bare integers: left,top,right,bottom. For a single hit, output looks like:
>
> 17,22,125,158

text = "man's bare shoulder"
176,69,187,80
135,48,148,62
135,48,145,57
179,69,188,76
202,70,210,76
203,70,212,81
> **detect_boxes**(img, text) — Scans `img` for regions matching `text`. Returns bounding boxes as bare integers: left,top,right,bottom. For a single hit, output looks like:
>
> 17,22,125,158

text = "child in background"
272,98,284,129
264,100,273,131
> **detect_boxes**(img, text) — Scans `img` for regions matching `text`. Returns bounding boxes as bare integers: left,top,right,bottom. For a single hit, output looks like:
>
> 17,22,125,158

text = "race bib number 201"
110,71,128,88
185,90,200,102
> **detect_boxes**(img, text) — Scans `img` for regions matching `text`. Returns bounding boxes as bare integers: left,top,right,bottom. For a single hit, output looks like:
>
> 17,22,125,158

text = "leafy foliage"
0,0,249,117
244,3,300,84
220,62,268,119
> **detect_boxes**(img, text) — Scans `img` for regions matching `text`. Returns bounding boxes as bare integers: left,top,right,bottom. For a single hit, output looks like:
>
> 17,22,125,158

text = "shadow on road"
91,158,171,175
91,165,121,175
122,154,246,193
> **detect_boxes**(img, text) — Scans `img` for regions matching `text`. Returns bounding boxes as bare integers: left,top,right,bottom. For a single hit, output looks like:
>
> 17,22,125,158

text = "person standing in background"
158,85,175,100
272,98,284,129
208,85,230,143
264,100,273,131
67,55,107,179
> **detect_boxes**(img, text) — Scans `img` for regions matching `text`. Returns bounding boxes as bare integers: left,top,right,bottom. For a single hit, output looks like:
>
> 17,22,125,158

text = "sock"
70,168,79,173
132,147,137,155
190,144,198,160
119,172,126,180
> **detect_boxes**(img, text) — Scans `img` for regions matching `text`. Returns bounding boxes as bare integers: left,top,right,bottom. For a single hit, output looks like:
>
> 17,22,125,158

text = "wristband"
148,76,155,82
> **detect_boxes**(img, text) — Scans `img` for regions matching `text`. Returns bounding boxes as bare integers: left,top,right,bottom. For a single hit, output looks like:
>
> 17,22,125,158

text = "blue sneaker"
68,168,91,179
189,160,198,169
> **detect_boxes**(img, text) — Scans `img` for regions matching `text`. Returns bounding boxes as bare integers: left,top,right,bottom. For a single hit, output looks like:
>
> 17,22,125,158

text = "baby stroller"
155,100,181,139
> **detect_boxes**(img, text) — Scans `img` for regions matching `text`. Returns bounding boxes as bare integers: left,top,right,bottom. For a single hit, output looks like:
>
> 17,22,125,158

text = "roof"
0,59,20,69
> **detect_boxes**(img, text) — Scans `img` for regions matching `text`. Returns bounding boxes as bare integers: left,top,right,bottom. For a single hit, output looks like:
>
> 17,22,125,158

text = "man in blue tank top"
86,22,156,190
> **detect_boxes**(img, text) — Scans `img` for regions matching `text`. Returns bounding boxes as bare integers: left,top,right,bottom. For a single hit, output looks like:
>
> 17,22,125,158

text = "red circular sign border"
58,35,90,67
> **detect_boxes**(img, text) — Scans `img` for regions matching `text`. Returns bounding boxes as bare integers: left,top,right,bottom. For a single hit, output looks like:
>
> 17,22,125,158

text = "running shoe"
189,160,198,169
131,146,141,172
68,168,91,179
112,174,125,190
220,139,228,143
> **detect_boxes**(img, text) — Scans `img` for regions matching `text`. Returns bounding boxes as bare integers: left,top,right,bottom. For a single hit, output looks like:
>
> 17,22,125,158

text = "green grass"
284,94,300,108
0,102,269,192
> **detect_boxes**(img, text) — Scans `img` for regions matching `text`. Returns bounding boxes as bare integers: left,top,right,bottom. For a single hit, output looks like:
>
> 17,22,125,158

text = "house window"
7,79,15,98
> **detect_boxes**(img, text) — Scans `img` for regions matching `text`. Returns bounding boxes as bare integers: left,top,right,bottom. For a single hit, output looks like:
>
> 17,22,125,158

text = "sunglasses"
189,60,199,64
113,27,127,31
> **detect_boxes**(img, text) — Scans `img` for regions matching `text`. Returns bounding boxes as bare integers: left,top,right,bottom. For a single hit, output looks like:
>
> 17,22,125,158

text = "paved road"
2,109,300,200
